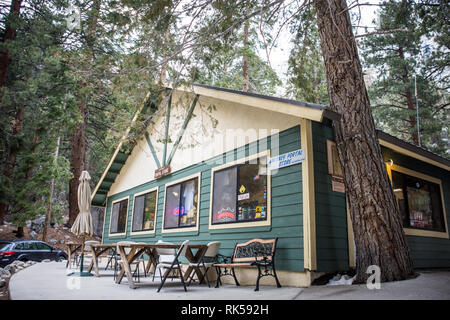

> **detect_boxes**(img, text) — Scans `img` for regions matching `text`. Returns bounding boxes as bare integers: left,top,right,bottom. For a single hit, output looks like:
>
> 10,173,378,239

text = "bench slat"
214,263,253,268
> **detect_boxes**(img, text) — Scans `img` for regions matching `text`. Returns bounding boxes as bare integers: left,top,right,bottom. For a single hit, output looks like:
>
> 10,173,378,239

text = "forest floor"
0,223,100,251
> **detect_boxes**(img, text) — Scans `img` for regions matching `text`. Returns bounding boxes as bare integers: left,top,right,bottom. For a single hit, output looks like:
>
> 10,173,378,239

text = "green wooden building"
91,84,450,287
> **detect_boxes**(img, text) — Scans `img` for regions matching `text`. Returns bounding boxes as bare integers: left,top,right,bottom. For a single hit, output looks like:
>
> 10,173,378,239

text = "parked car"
0,240,67,267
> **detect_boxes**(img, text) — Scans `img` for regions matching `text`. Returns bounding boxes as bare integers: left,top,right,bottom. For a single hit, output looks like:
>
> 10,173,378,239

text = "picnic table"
88,243,117,277
115,242,208,289
65,242,82,268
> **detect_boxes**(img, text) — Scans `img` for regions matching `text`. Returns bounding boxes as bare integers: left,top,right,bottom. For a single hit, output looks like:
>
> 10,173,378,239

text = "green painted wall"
102,125,305,272
382,147,450,269
312,120,349,272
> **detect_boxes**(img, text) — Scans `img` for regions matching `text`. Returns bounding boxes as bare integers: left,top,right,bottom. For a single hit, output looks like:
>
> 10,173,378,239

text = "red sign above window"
155,165,171,179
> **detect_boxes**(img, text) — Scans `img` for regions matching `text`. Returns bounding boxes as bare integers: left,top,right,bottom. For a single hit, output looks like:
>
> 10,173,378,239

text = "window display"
391,170,445,232
163,178,198,229
110,198,128,234
212,156,267,225
132,190,157,232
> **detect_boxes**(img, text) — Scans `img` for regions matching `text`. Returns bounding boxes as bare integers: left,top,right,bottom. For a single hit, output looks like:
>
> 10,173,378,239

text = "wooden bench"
213,238,281,291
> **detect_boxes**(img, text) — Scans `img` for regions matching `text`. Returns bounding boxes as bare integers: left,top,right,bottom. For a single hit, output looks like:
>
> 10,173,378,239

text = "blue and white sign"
268,149,305,170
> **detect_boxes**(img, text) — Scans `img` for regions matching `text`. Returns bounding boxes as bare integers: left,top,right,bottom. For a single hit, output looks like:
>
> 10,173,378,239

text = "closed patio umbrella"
68,171,94,277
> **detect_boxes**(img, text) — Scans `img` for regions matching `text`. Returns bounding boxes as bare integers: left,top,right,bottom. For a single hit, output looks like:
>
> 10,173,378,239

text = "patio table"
65,242,82,268
87,243,117,277
115,242,208,289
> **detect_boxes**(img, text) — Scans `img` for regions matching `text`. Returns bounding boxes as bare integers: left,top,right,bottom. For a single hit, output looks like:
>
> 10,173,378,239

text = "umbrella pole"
80,235,85,274
68,234,93,277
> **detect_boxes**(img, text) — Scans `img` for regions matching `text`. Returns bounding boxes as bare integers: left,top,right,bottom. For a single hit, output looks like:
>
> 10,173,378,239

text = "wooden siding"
102,125,305,272
312,121,349,272
382,146,450,269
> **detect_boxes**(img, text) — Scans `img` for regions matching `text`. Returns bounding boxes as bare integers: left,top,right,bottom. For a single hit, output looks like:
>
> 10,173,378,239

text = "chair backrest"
116,241,136,255
204,241,221,258
156,240,176,263
84,240,100,252
176,240,190,259
156,240,176,255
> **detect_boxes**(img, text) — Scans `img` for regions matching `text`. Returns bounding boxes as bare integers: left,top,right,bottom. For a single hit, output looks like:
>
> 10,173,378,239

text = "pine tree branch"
354,28,413,39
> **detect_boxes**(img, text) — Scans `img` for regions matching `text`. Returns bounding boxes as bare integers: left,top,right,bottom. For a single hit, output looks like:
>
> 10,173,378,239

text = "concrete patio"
8,260,450,300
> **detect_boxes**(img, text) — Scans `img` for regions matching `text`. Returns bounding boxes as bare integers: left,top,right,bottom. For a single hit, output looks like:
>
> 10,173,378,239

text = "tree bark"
242,7,250,92
69,101,88,226
0,0,23,224
0,106,25,225
43,136,60,241
0,0,22,106
161,28,170,81
68,0,99,226
398,47,419,145
313,0,415,283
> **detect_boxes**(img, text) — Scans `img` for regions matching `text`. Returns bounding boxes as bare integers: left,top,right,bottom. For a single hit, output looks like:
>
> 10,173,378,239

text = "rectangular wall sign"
268,149,305,170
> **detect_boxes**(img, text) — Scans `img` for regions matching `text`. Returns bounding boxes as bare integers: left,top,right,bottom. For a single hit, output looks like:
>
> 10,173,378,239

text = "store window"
110,198,128,234
163,178,199,229
212,155,268,225
391,170,446,232
132,190,157,233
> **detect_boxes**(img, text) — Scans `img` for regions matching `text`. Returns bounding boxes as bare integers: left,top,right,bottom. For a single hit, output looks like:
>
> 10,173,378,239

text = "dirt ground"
0,224,101,251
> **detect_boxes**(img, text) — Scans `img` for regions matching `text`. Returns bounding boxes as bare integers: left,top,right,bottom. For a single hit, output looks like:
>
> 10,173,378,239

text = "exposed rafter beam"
162,90,173,166
166,94,199,166
145,132,161,169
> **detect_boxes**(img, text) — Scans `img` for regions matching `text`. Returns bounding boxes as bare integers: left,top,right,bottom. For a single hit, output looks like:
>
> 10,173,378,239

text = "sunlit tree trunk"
313,0,415,283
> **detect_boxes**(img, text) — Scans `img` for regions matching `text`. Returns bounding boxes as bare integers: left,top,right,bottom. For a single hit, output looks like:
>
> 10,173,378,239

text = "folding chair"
153,240,176,282
157,240,189,292
188,241,221,287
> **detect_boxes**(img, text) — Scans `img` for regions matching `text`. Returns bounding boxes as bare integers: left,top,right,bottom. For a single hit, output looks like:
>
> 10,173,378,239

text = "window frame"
108,196,130,237
162,173,201,234
209,150,271,230
386,163,449,239
326,139,343,178
130,187,159,236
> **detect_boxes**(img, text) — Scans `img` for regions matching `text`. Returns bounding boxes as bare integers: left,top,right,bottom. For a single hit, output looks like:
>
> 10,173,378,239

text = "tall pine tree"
362,0,449,156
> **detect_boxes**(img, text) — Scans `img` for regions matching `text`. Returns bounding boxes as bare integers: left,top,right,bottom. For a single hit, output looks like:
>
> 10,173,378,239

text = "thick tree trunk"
161,28,170,81
0,0,22,106
0,0,23,224
0,106,25,225
398,47,419,145
43,136,60,241
69,101,88,226
313,0,415,283
68,0,99,226
242,10,250,92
